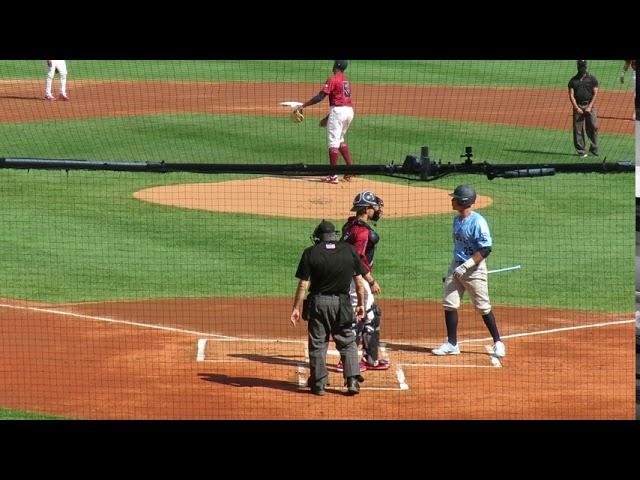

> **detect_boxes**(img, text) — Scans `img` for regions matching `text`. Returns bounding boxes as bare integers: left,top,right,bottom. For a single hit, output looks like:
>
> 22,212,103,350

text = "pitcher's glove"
291,108,304,124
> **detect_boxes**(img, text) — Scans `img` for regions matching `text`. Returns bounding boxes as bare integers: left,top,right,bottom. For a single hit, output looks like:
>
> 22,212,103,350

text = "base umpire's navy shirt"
295,241,367,294
568,73,599,105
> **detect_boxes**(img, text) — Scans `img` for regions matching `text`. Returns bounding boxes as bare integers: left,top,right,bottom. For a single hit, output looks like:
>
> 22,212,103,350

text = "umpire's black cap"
334,60,348,71
313,220,338,243
577,60,588,68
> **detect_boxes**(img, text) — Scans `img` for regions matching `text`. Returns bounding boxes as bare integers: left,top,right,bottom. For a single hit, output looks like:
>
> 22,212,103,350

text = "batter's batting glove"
453,258,476,279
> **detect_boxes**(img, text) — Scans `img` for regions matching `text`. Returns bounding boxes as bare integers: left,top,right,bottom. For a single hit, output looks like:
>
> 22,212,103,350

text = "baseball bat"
442,264,521,282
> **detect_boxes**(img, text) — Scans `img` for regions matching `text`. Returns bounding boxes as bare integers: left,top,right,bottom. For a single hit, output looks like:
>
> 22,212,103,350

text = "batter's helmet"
449,185,476,207
351,191,381,211
334,60,348,71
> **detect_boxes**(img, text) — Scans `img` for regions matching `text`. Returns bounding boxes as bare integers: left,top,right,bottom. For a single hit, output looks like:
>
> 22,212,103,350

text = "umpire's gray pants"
573,107,598,154
307,294,359,388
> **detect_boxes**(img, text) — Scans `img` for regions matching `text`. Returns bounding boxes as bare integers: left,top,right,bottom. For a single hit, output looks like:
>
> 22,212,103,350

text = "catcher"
294,60,354,184
337,191,390,371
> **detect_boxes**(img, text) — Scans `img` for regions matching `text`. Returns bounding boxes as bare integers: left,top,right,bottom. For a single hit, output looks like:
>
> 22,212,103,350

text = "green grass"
0,407,65,419
0,168,632,312
0,60,631,90
0,114,633,164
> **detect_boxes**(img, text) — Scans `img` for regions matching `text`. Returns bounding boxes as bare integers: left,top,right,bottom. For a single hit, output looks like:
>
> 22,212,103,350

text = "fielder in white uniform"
44,60,68,101
432,185,506,358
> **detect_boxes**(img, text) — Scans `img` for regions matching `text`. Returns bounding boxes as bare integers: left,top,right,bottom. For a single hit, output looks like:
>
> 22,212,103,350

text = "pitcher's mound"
133,176,492,219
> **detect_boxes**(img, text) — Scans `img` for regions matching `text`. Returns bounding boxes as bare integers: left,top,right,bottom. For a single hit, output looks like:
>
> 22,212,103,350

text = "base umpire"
290,220,367,395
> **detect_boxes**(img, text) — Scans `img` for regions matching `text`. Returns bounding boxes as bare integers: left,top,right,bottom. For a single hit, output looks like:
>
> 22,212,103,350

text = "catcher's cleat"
342,175,355,182
58,93,69,101
362,358,390,370
44,94,56,101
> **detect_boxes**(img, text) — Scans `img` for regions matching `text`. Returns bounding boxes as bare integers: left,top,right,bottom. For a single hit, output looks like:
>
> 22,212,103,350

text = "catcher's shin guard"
361,303,382,363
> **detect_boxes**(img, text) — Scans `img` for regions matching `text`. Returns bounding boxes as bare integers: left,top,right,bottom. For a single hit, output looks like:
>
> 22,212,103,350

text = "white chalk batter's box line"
196,337,500,370
195,339,496,392
2,303,630,380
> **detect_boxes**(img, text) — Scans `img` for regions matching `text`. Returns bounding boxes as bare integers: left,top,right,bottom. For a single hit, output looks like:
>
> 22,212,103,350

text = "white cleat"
432,341,460,355
492,341,506,357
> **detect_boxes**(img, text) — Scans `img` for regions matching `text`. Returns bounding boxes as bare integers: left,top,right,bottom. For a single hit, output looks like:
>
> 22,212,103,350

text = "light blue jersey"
452,211,492,262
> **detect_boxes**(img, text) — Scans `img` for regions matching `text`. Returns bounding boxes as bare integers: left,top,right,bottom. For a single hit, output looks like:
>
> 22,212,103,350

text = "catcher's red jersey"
341,217,378,273
322,71,353,107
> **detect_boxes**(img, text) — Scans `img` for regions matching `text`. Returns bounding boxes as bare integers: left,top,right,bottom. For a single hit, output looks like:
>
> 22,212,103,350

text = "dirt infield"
0,80,634,134
0,297,633,419
133,177,493,218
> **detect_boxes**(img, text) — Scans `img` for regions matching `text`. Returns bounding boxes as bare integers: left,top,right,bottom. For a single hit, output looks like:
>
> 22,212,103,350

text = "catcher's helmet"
334,60,348,71
449,185,476,207
351,191,382,211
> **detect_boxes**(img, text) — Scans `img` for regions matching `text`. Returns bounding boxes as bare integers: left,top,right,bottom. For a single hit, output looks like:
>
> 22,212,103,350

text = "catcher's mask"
311,220,338,244
334,60,348,72
449,185,477,208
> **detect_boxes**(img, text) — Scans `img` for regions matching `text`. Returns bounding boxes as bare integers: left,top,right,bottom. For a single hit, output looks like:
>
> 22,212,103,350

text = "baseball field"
0,60,634,419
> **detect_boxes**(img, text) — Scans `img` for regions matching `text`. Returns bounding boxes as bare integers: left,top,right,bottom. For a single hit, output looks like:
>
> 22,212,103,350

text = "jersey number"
342,81,351,97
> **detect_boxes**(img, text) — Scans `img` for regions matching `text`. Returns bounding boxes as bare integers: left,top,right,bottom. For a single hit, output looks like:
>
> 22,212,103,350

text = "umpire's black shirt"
295,241,367,294
568,73,599,106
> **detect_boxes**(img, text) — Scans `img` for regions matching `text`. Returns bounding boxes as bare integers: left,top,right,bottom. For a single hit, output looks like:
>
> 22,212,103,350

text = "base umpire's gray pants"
307,294,359,388
573,107,598,154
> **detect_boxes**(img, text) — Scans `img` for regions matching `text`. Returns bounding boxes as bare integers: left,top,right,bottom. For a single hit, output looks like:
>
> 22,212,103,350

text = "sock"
328,148,339,168
339,143,353,165
444,310,458,345
481,311,501,342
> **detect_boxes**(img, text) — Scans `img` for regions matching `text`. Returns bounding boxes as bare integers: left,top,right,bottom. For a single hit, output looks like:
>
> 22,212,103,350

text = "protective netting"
0,60,635,419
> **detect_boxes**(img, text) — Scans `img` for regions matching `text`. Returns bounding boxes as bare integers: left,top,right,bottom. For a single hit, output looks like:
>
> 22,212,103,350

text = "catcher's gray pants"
573,107,598,154
307,294,359,388
443,260,492,314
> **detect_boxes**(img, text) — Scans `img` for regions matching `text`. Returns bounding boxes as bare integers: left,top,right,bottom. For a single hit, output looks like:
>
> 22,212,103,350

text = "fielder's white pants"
349,278,375,322
443,260,492,314
327,106,354,149
44,60,67,96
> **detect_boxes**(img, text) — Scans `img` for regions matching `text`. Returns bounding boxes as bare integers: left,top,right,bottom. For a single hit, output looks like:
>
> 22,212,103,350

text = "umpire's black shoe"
346,376,360,395
310,385,326,396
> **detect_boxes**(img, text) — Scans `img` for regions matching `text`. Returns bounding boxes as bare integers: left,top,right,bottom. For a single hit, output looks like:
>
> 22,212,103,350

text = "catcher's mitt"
291,108,304,124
